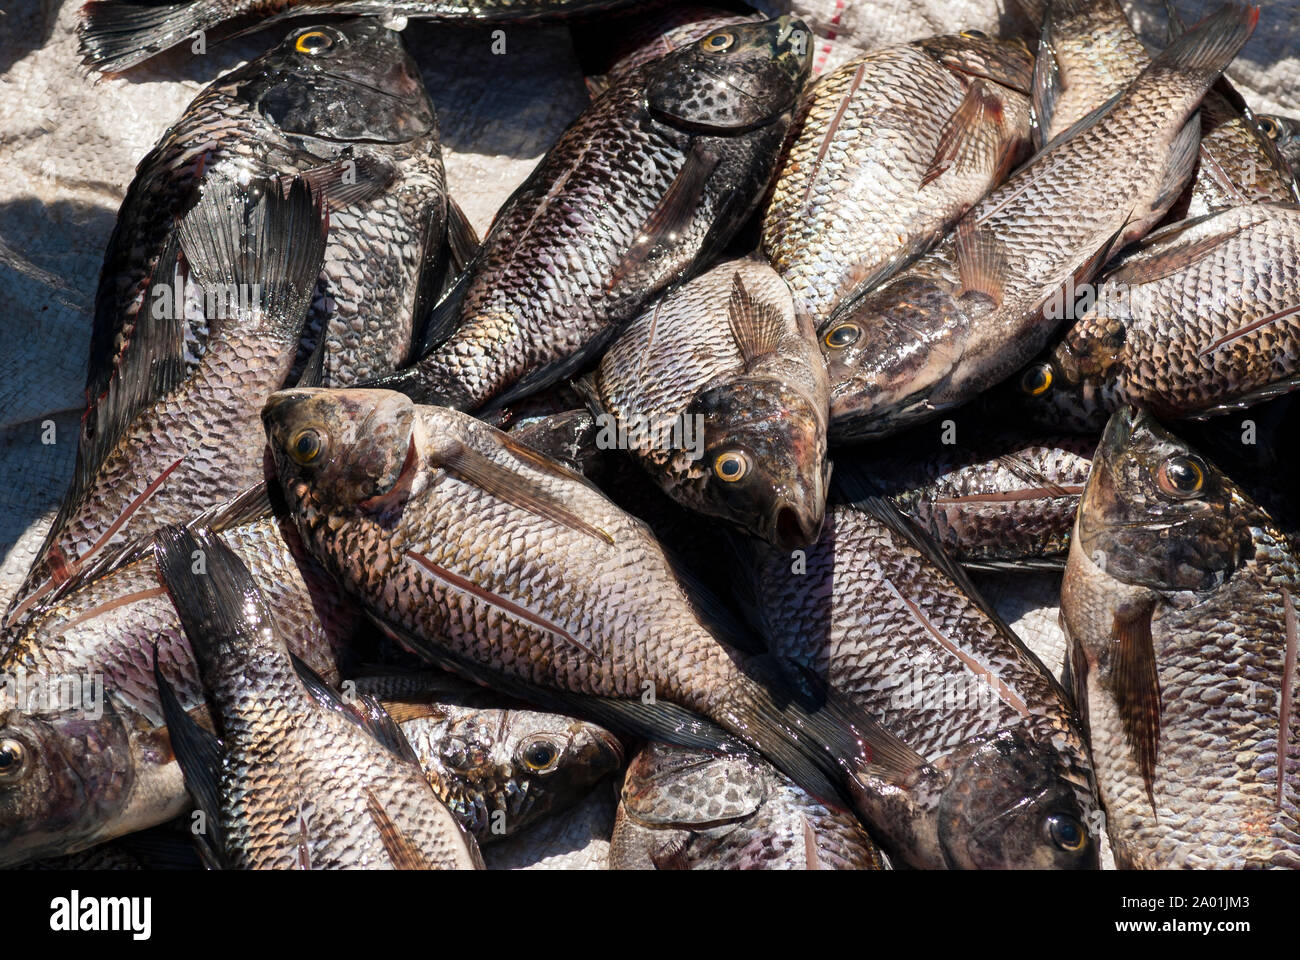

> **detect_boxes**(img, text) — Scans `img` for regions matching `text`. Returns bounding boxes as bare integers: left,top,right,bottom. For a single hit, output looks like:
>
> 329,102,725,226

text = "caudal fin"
176,177,328,342
79,0,220,74
723,661,928,812
1148,2,1257,79
153,524,274,672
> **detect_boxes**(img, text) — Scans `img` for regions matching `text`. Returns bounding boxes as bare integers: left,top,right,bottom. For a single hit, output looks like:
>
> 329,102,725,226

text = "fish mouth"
771,501,823,549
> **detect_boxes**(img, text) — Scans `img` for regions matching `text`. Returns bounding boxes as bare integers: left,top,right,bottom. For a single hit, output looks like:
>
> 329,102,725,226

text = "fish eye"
824,323,860,349
0,738,27,782
713,450,750,483
1157,455,1206,498
1020,362,1053,396
1260,116,1281,139
960,29,989,39
702,31,735,52
294,30,335,56
289,429,324,466
517,736,561,773
1045,813,1088,853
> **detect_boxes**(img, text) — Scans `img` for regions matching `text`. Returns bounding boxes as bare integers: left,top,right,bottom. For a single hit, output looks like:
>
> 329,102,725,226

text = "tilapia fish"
869,428,1093,568
610,742,885,870
1061,407,1299,868
0,488,358,867
353,672,623,841
81,0,648,73
5,179,325,628
1019,202,1300,429
737,483,1100,868
85,19,449,403
261,387,927,836
368,17,811,413
1029,0,1296,218
762,31,1033,322
587,258,829,549
152,525,480,869
819,4,1259,441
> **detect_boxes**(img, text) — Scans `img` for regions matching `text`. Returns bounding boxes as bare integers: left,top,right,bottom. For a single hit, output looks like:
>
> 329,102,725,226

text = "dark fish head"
1005,345,1111,433
438,711,623,836
1258,113,1300,179
688,376,827,548
914,32,1035,94
936,730,1098,870
820,276,973,440
262,388,417,513
645,16,812,132
0,704,133,867
1075,406,1256,593
235,20,435,144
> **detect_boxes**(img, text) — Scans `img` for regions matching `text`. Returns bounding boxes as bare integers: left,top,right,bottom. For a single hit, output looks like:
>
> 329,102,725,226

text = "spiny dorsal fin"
726,271,786,370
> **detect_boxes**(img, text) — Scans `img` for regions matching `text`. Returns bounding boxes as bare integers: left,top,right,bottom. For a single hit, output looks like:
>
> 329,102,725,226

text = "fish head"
1258,113,1300,178
437,710,623,836
645,16,812,132
623,742,768,826
262,388,418,514
935,730,1099,870
0,701,134,867
914,33,1035,94
688,376,828,548
1076,406,1255,593
820,276,973,440
237,20,435,144
1005,345,1111,433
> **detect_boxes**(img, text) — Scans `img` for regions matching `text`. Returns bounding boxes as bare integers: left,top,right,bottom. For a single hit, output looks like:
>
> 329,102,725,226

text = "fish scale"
763,35,1032,323
746,506,1090,771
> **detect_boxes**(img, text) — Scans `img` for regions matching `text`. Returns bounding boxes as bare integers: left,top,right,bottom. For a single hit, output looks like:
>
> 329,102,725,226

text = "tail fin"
79,0,217,74
723,662,927,812
1148,2,1257,78
176,177,327,342
153,524,273,673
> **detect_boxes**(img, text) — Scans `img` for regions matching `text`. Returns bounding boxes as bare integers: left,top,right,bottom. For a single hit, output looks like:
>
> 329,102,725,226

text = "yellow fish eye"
713,450,749,483
1157,455,1205,498
1046,814,1088,853
824,323,860,349
703,31,735,52
1020,362,1053,396
295,30,334,56
289,428,324,465
518,736,561,773
1260,116,1281,139
960,29,989,39
0,738,27,782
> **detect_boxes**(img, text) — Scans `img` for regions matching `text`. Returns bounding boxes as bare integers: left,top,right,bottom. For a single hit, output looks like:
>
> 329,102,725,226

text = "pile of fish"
0,0,1296,870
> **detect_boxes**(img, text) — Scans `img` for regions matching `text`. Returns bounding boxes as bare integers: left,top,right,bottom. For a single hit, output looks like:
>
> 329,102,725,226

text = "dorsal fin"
725,271,785,370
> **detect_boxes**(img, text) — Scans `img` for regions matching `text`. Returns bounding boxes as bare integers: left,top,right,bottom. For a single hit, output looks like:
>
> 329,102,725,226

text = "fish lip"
592,728,626,767
1100,404,1141,455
